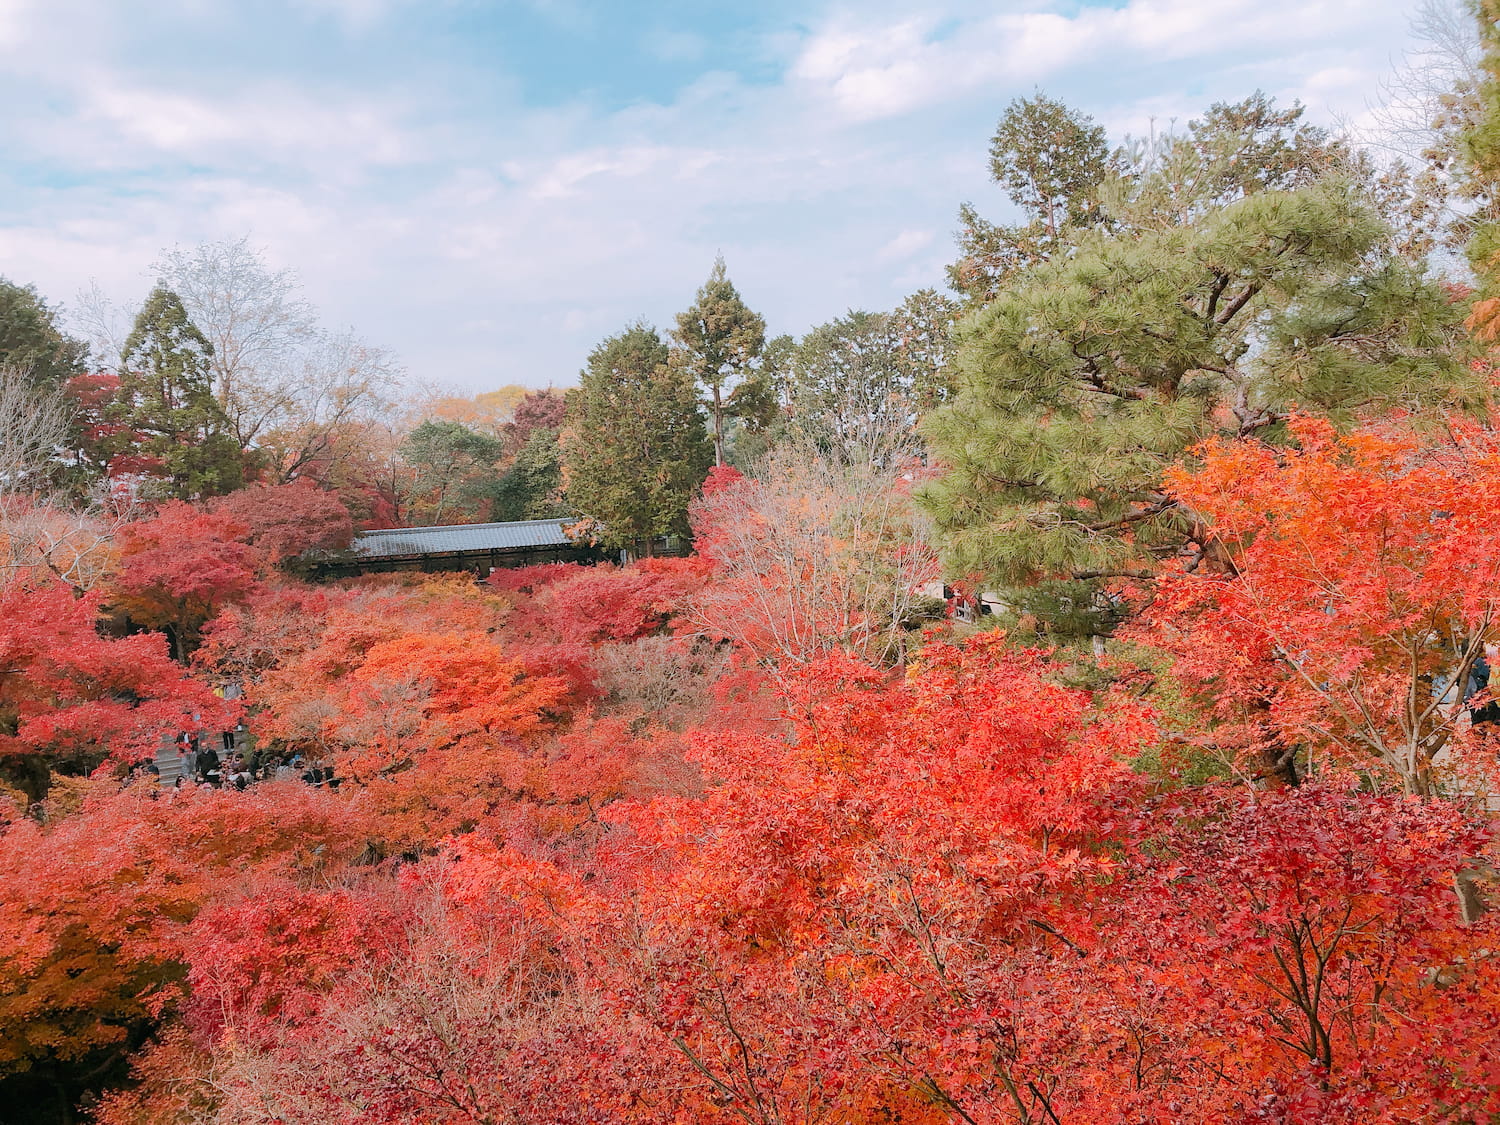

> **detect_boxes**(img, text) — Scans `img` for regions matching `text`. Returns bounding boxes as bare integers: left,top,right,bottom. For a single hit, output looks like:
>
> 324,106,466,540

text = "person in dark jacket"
1471,644,1500,727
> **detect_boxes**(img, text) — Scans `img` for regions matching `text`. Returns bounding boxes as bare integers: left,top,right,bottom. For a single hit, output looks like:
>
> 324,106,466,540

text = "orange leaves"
602,637,1149,1117
0,781,369,1080
237,578,572,849
1144,416,1500,792
353,632,567,744
0,583,231,779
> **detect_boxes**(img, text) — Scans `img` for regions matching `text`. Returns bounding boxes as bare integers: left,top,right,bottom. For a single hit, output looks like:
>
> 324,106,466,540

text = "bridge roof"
352,519,576,560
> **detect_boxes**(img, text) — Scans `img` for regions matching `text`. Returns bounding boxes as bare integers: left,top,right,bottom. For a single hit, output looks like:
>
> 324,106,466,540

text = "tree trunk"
1252,700,1299,787
710,385,725,467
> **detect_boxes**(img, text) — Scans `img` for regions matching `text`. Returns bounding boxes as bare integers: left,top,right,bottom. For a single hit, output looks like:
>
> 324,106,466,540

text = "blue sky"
0,0,1438,392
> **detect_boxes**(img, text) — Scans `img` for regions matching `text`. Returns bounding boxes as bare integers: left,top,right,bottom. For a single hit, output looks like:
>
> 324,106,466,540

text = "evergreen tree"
563,323,711,554
489,426,567,522
949,94,1112,303
671,256,770,466
399,419,505,525
0,279,86,391
787,292,958,467
115,285,242,498
923,97,1480,638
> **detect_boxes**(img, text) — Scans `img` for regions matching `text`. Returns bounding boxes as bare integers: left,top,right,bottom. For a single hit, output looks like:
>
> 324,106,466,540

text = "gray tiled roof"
353,519,576,559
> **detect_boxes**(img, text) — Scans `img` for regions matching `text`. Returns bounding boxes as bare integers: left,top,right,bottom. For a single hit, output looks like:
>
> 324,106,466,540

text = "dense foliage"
5,32,1500,1125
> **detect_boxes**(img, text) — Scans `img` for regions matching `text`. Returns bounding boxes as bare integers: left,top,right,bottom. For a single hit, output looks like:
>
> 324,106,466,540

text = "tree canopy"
563,323,711,553
923,96,1478,636
113,286,242,499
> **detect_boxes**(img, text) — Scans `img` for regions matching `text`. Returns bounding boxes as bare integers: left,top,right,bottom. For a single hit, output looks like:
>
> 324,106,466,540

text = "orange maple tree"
0,582,232,801
1138,416,1500,794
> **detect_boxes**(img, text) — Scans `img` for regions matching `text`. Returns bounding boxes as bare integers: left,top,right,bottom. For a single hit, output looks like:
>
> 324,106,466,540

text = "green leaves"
563,322,712,552
671,257,770,466
924,167,1472,629
113,285,242,499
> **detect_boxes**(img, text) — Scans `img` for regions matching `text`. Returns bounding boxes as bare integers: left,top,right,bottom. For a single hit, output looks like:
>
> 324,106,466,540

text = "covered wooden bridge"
309,518,606,579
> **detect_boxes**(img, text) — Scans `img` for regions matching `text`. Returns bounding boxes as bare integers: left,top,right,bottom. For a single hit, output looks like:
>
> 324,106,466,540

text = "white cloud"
643,28,707,63
73,81,419,170
0,0,1449,393
789,0,1411,122
878,228,935,261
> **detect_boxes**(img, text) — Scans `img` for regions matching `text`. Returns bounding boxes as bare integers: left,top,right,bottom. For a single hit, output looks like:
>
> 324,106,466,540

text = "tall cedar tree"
563,323,711,554
114,286,242,498
923,95,1480,637
671,256,771,466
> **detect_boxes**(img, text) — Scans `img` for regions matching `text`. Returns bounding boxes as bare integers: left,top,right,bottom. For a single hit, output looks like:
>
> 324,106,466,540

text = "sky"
0,0,1445,393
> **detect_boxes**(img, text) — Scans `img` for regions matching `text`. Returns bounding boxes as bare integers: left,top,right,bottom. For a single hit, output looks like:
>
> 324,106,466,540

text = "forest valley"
15,5,1500,1123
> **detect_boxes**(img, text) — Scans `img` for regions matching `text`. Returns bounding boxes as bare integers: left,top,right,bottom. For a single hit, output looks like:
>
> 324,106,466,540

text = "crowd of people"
142,730,339,792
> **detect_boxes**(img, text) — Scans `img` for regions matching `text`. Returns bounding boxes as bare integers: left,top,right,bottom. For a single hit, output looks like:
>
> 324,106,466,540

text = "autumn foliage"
4,429,1500,1124
0,583,231,799
1140,416,1500,794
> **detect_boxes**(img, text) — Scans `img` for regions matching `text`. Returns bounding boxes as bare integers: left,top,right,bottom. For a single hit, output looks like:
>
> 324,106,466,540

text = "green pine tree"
671,256,770,466
116,285,242,498
563,323,711,555
923,96,1481,638
399,419,505,525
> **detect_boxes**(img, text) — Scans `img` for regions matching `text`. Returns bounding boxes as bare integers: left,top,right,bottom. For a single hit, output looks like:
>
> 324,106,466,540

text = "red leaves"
184,883,396,1044
0,781,370,1079
214,481,354,564
1139,417,1500,793
599,637,1150,1118
1093,784,1500,1122
110,502,262,657
16,439,1500,1123
488,558,712,646
0,583,230,771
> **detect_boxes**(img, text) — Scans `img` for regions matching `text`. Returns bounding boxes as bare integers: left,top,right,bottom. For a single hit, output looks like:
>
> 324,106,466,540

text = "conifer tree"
671,256,769,466
949,94,1112,304
563,323,711,554
923,97,1481,637
0,278,86,391
489,427,567,522
399,419,505,526
115,285,242,498
787,292,958,467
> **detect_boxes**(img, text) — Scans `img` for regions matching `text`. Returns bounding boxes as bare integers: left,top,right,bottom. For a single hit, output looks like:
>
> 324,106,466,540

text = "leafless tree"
0,491,138,594
71,280,131,370
260,329,401,483
689,438,942,669
149,239,400,463
153,237,318,439
1361,0,1496,260
0,364,67,495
